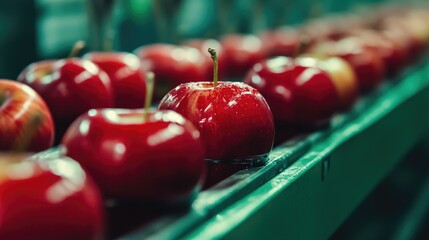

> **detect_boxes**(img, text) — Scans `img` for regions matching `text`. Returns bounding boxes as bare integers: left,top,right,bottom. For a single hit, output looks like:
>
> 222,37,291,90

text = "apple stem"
68,41,86,58
12,114,43,152
208,48,218,87
144,71,155,121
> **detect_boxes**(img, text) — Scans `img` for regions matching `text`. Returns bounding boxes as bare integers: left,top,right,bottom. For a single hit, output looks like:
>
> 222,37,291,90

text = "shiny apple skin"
244,57,340,126
18,59,114,140
0,80,54,152
309,38,385,92
296,56,359,110
135,44,210,99
62,109,205,201
220,35,266,78
182,39,228,80
0,154,104,240
159,82,275,161
83,52,147,109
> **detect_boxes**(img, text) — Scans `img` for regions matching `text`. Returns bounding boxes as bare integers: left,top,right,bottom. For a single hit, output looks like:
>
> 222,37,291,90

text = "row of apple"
0,59,266,238
0,5,429,240
4,6,429,153
9,6,429,152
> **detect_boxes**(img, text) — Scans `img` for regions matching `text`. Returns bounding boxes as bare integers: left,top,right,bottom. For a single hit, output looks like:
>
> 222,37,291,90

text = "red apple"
62,109,205,201
159,81,274,160
0,153,104,240
220,34,266,78
158,48,274,187
83,52,147,109
0,79,54,152
308,38,385,92
295,56,358,110
17,58,114,141
135,44,210,99
159,81,274,188
243,56,340,126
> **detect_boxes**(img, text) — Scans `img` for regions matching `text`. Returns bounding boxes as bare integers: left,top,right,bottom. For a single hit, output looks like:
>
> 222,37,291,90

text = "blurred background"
0,0,419,79
1,0,429,239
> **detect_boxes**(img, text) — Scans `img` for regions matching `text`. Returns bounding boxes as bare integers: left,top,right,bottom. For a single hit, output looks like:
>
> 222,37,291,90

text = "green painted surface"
184,63,429,239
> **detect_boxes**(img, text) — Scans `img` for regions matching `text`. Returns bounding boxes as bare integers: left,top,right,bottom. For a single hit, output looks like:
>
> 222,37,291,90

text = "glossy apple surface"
83,52,147,109
0,80,54,152
308,38,385,92
159,82,274,161
244,57,339,126
62,109,205,201
220,35,266,78
135,44,210,99
296,56,358,110
0,153,104,240
18,59,114,141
